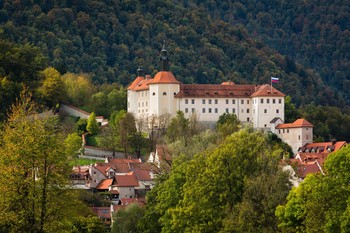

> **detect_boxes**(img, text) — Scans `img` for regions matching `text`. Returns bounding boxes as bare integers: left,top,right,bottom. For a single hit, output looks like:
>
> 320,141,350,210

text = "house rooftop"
276,118,313,129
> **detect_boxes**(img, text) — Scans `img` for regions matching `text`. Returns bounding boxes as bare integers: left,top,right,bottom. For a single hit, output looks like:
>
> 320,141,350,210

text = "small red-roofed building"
111,172,139,199
275,118,314,154
91,207,111,225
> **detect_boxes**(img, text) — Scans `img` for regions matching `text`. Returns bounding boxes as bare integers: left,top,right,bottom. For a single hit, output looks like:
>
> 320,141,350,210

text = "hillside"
0,0,345,107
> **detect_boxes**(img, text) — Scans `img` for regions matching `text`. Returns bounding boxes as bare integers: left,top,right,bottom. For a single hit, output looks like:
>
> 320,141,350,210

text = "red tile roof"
297,162,323,178
91,207,111,220
134,168,152,181
134,78,153,91
276,118,313,129
149,71,180,84
96,179,113,190
250,84,285,97
114,172,139,187
119,198,146,206
127,76,145,90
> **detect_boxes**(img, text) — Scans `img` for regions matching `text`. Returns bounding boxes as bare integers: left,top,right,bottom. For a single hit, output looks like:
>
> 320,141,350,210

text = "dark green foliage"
276,146,350,232
216,112,240,137
74,118,87,136
111,204,145,233
0,0,341,109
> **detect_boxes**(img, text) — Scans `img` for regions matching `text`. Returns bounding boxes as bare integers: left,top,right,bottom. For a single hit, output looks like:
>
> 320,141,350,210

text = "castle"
127,44,285,130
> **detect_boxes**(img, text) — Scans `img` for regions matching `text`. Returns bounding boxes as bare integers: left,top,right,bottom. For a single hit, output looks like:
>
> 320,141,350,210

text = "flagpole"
271,77,272,92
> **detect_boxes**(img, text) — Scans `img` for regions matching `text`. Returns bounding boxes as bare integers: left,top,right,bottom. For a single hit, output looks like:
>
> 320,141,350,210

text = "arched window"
163,92,167,95
152,92,155,96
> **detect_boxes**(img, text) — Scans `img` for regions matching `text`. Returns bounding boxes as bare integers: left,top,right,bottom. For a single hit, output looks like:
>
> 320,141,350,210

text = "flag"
271,77,279,83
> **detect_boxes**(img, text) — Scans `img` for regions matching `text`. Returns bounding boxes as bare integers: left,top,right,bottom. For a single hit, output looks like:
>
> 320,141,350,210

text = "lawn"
69,157,105,166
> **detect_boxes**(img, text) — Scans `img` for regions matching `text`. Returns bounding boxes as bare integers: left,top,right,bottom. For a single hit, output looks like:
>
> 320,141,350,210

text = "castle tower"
148,42,180,117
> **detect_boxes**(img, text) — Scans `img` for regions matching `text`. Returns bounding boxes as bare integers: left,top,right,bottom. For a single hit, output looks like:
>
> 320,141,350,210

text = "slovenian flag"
271,77,279,83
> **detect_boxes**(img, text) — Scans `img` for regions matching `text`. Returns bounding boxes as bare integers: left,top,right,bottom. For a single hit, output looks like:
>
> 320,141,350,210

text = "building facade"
127,45,285,129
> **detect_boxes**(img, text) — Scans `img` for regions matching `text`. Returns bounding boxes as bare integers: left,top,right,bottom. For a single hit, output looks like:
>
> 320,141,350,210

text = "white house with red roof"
127,44,285,129
272,118,314,154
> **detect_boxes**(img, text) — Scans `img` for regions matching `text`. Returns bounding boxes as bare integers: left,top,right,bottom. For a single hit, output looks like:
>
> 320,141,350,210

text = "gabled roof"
250,84,285,97
270,117,283,124
134,78,153,91
276,118,313,129
114,172,139,187
299,141,346,153
96,179,113,190
134,168,152,181
149,71,180,84
127,76,145,90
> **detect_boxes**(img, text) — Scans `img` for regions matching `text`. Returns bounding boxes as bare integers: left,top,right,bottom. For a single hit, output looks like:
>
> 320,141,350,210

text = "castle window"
241,99,244,104
276,109,279,114
215,99,218,104
153,92,155,96
215,108,218,113
264,124,267,127
232,108,235,113
264,109,267,113
247,117,250,122
214,92,218,95
202,99,206,104
279,99,282,104
185,99,188,104
185,108,188,113
142,102,144,107
163,92,167,95
279,130,281,134
209,99,212,104
306,135,309,140
142,92,143,97
267,99,270,104
226,108,229,113
174,92,176,95
232,99,236,104
202,108,205,113
247,100,249,104
283,129,285,133
287,129,289,133
146,102,148,106
247,109,249,113
273,99,276,104
241,109,244,113
192,108,195,113
226,99,229,104
261,99,264,104
209,108,212,113
298,135,301,140
192,99,195,104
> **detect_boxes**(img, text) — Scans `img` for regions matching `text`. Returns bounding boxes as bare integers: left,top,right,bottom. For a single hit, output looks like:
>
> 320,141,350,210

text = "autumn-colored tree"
0,91,100,232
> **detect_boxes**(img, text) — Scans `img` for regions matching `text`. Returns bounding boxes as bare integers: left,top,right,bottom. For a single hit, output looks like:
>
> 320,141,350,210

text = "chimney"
331,138,337,145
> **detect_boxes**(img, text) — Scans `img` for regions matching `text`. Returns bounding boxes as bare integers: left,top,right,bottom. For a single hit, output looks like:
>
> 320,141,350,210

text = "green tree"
216,112,240,138
37,67,64,108
166,111,190,144
276,146,350,233
87,112,99,135
284,96,301,123
112,204,145,233
0,91,93,232
64,132,82,160
74,118,88,136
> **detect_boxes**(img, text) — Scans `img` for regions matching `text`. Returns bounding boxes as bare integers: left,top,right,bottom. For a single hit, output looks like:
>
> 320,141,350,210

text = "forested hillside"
202,0,350,103
0,0,346,107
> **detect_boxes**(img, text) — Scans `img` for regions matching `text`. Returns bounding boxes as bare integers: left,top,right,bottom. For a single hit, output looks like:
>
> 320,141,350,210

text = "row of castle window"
138,102,148,107
184,108,279,114
184,98,282,105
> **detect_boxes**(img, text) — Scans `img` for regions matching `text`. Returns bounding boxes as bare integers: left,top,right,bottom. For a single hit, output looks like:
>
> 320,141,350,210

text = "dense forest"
0,0,348,108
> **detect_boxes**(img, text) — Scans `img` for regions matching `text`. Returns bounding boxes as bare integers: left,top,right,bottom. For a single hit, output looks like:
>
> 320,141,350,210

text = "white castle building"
127,45,285,130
